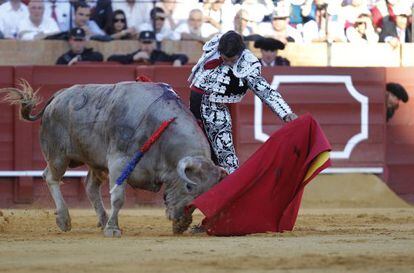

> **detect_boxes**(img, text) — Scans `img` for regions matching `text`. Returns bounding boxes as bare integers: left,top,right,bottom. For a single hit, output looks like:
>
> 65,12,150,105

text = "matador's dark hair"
218,31,246,58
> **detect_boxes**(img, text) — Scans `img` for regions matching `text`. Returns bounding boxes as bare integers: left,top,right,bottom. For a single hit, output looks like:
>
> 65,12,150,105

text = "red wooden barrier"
0,65,412,207
386,68,414,203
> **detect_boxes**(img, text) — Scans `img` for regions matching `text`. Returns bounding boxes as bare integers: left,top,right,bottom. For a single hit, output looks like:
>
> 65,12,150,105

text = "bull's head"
164,155,226,234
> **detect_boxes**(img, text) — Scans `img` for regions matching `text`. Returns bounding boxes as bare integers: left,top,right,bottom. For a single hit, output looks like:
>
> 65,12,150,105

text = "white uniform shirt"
17,16,60,40
0,1,29,38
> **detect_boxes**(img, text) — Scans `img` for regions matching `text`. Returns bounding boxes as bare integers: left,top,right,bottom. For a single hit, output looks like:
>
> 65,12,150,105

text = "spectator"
43,0,71,32
112,0,152,33
0,0,29,39
370,0,399,29
140,7,180,42
17,0,60,40
258,4,303,43
346,13,379,42
90,0,113,31
73,2,106,38
386,82,409,121
233,9,259,39
105,9,137,40
254,37,291,66
0,30,4,39
302,0,346,42
56,27,103,65
379,4,412,47
339,0,371,26
202,0,235,33
107,30,188,65
236,0,275,23
175,9,218,42
156,0,196,30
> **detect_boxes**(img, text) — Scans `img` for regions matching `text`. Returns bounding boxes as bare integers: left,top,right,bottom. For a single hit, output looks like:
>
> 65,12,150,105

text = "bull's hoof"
97,214,109,229
104,227,122,238
55,211,71,232
172,214,193,234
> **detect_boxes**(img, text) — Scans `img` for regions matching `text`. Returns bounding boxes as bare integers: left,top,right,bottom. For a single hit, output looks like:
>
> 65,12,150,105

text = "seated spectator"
175,9,218,43
140,7,180,42
43,0,71,32
202,0,235,33
105,9,137,40
112,0,152,33
346,13,379,42
235,0,275,24
370,0,399,30
107,30,188,66
302,0,346,43
0,0,29,39
233,9,259,39
56,27,103,65
339,0,371,26
386,82,409,121
73,2,106,38
156,0,198,30
254,37,290,66
17,0,60,40
258,4,303,43
90,0,113,31
379,5,412,47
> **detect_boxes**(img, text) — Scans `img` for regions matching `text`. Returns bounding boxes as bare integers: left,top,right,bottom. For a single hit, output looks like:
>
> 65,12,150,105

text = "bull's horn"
177,156,199,189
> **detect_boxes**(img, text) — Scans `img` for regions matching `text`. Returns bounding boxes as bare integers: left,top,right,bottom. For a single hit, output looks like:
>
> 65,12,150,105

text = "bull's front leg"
104,161,126,237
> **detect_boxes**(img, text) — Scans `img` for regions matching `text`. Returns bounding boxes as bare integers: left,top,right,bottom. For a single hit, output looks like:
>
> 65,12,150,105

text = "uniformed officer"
107,30,189,66
55,28,104,65
254,37,290,67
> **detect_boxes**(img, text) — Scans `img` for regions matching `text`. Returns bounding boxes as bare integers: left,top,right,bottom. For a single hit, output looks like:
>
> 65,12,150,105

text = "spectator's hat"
386,83,409,103
254,37,285,51
139,31,156,42
271,4,290,19
69,27,86,41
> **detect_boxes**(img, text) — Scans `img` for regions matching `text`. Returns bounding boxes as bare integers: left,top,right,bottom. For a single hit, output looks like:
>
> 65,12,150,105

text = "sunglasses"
155,17,165,21
114,18,126,23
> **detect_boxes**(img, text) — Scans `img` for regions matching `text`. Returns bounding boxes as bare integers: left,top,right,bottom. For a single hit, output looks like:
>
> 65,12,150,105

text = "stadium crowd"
0,0,413,64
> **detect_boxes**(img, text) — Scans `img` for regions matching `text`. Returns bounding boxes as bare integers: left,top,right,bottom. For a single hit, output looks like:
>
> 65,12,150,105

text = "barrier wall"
0,65,412,207
1,40,413,67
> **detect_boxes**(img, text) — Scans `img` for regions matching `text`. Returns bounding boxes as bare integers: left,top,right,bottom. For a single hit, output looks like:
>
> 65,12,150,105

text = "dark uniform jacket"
259,56,291,67
56,48,104,65
107,49,189,65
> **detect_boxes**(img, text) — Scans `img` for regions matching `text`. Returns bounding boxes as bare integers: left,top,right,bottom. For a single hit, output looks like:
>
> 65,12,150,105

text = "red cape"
188,114,331,236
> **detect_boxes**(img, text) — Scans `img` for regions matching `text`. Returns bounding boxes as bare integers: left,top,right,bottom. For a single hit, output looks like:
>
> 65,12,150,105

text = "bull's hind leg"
84,169,108,229
104,159,127,237
43,162,71,231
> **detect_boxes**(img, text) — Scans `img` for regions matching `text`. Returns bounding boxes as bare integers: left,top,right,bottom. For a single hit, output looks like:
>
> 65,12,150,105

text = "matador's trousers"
190,90,239,174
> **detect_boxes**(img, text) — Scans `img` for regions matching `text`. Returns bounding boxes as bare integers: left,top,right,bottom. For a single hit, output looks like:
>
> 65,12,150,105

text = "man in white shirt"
112,0,152,33
0,0,29,39
43,0,71,32
140,7,180,42
73,2,105,37
18,0,60,40
175,9,218,42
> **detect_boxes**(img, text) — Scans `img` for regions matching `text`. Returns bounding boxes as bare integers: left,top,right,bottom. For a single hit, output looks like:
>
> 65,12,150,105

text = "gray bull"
1,81,224,237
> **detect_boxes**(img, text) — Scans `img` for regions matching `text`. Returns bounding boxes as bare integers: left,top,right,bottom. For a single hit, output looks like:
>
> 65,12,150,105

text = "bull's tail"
0,79,47,122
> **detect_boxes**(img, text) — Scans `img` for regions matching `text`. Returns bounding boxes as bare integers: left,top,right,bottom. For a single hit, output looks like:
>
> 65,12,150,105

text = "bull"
0,81,224,237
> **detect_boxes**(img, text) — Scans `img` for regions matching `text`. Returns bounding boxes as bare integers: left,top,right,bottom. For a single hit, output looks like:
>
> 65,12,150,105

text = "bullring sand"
0,174,413,273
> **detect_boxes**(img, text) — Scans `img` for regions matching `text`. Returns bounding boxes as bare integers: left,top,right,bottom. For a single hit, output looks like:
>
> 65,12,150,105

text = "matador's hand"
283,113,298,123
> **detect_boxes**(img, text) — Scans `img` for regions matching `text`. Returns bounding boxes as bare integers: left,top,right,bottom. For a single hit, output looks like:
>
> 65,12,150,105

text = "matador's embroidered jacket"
189,34,293,120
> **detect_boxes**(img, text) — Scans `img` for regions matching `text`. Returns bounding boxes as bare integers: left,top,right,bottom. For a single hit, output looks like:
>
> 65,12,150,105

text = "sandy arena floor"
0,207,413,273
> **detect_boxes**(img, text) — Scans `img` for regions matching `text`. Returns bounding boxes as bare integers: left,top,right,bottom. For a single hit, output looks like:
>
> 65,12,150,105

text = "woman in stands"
189,31,297,174
105,9,137,40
